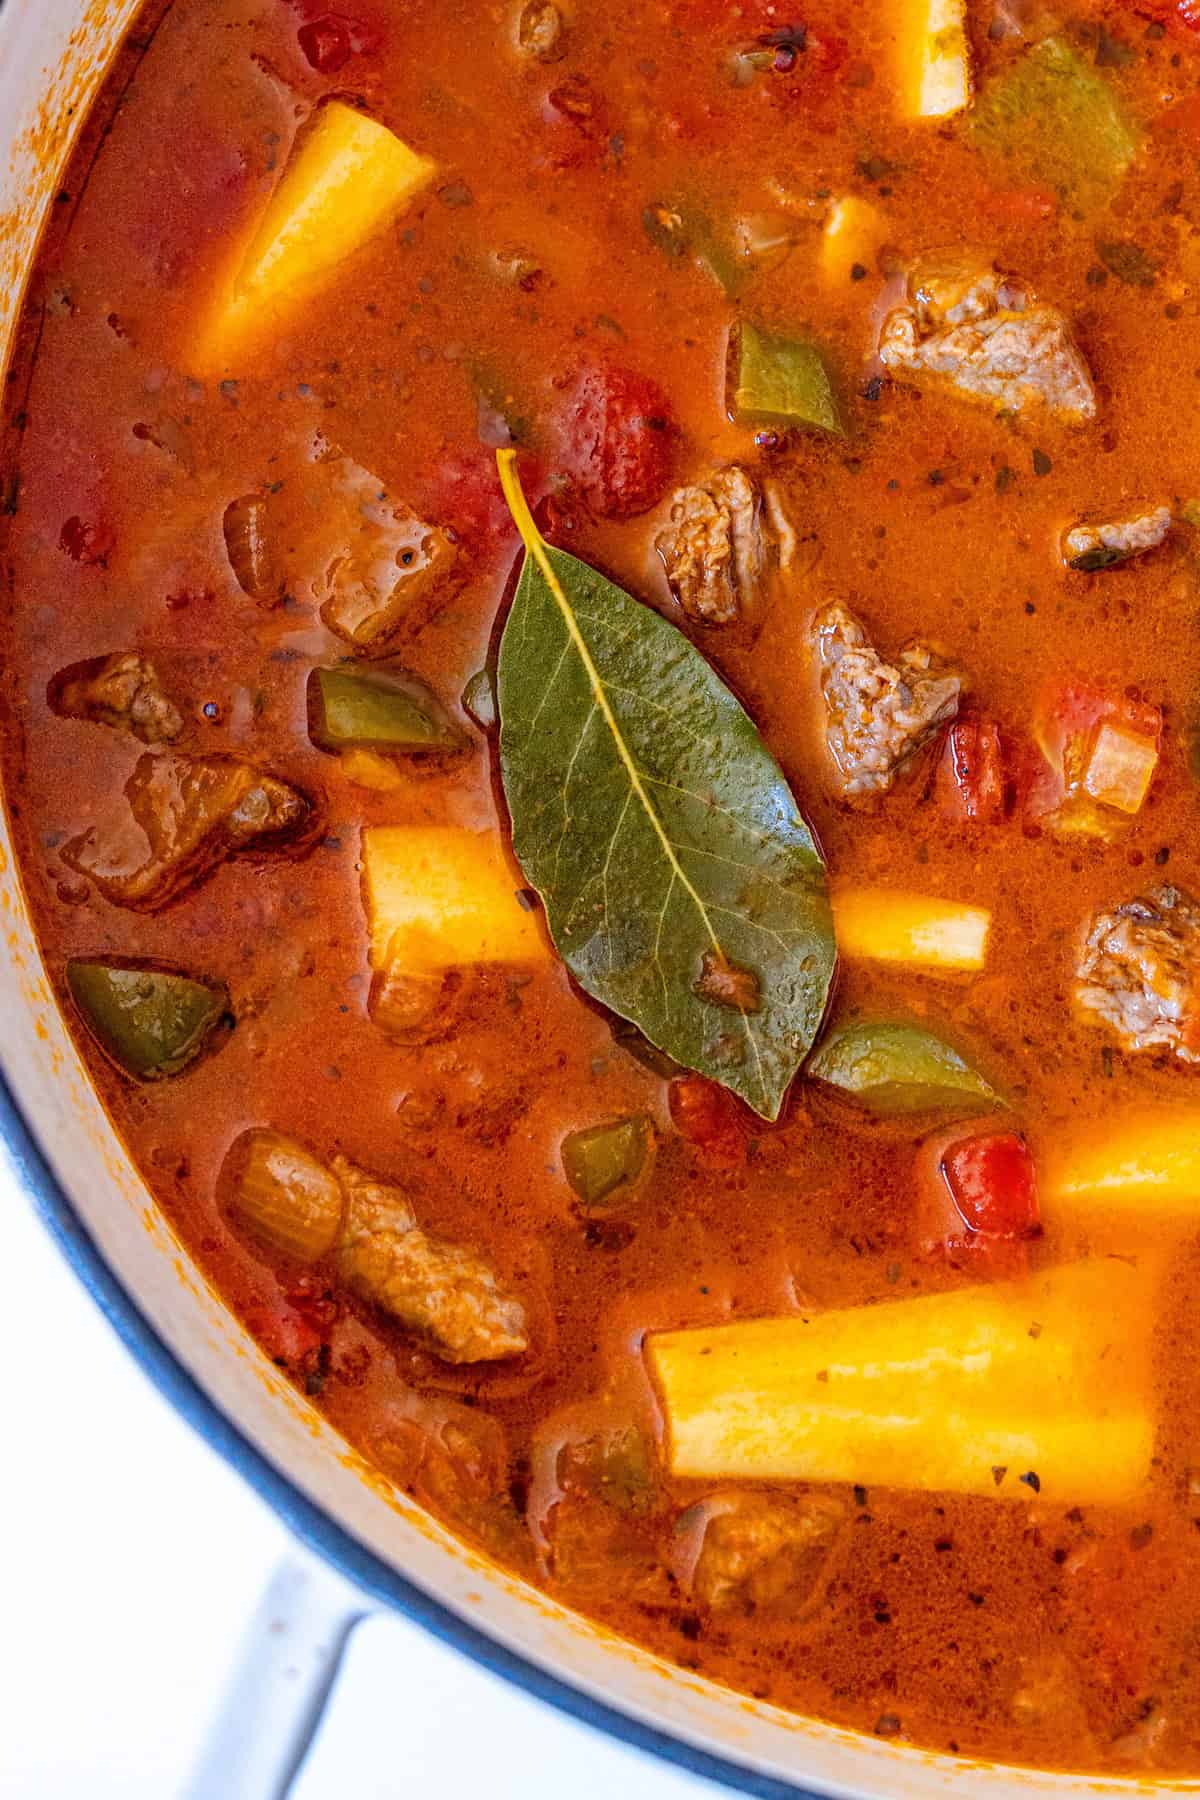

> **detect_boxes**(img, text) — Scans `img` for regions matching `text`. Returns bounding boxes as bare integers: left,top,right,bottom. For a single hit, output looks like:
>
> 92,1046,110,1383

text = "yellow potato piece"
1082,720,1158,815
208,101,435,354
833,887,990,971
362,826,549,971
648,1257,1156,1505
820,196,887,287
897,0,971,119
1046,1109,1200,1230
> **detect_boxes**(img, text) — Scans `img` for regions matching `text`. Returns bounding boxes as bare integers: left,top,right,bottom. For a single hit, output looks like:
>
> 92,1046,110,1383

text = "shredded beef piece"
686,1491,847,1613
63,753,312,910
1075,885,1200,1062
880,256,1096,421
332,1158,528,1362
656,466,783,626
1062,506,1171,572
49,652,183,744
815,601,962,797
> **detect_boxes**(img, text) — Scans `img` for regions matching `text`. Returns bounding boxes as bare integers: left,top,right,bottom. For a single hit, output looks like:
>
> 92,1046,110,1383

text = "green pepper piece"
562,1114,654,1208
461,667,497,730
806,1021,1001,1117
67,961,230,1080
643,199,740,294
308,667,462,755
730,321,841,434
969,37,1136,201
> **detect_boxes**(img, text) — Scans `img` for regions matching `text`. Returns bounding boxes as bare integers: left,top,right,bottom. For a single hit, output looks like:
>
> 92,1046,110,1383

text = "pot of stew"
5,0,1200,1790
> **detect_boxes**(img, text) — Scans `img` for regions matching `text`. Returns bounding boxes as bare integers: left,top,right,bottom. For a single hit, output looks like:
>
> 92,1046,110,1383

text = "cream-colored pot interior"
0,4,1182,1794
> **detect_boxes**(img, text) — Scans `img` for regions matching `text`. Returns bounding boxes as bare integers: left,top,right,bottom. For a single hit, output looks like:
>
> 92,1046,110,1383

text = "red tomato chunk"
557,365,675,519
937,711,1008,824
919,1131,1041,1279
298,15,354,71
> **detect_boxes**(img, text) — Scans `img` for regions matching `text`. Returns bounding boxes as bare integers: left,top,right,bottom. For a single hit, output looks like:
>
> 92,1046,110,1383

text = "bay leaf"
807,1020,1001,1117
494,450,835,1121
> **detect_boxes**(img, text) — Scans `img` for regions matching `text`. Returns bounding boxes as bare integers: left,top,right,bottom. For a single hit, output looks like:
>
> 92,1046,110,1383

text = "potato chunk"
833,887,990,971
1046,1110,1200,1233
648,1257,1156,1505
206,101,436,357
896,0,971,119
362,826,549,970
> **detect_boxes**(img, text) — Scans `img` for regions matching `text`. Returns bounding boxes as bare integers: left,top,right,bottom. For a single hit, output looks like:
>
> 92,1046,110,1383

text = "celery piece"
68,960,229,1080
308,667,462,755
730,321,841,434
969,37,1136,199
643,200,740,294
562,1115,653,1209
225,1129,345,1262
807,1020,1000,1116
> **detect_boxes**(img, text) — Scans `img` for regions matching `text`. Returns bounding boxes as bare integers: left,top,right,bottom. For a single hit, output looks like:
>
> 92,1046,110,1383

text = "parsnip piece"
820,197,886,287
648,1258,1156,1504
898,0,971,120
209,101,435,353
833,887,990,971
1046,1110,1200,1228
362,826,549,971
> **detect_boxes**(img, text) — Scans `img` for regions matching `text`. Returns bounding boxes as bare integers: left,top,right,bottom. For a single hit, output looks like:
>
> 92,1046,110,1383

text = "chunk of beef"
320,505,459,653
879,256,1096,421
656,466,784,627
815,601,962,797
517,0,567,59
685,1490,846,1614
331,1158,528,1362
1075,885,1200,1062
303,452,461,654
48,652,183,744
1062,505,1171,572
63,753,312,910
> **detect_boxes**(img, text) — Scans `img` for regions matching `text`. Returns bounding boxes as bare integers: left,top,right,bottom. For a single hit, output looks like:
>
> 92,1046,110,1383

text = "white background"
1,1159,724,1800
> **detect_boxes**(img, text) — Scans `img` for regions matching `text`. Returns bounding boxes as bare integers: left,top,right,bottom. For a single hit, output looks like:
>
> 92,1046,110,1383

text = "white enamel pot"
0,5,1169,1795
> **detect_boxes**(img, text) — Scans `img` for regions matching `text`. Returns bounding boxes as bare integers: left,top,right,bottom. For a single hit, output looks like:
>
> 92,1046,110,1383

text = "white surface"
293,1613,727,1800
1,1160,719,1800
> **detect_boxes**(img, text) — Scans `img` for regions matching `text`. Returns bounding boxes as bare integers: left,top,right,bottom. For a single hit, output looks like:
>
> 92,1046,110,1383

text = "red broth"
6,0,1200,1771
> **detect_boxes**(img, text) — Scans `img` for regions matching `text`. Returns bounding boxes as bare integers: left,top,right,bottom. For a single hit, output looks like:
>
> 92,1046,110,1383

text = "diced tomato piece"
936,711,1008,824
298,15,353,72
556,364,675,518
244,1291,325,1366
916,1129,1041,1279
943,1134,1039,1237
59,515,115,566
668,1074,746,1165
422,448,543,549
